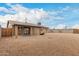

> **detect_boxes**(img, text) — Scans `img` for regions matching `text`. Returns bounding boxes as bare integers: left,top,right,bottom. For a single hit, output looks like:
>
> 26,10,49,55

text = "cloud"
10,4,29,13
72,24,79,29
0,4,49,28
55,24,66,29
62,6,70,11
8,4,48,23
53,16,64,20
0,4,69,28
0,7,9,13
0,4,79,28
49,26,55,29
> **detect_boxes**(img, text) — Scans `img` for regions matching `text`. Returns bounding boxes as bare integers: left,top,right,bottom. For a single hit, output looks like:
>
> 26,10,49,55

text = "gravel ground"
0,33,79,56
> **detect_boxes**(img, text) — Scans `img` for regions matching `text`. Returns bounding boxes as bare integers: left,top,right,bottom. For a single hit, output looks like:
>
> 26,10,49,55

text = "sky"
0,3,79,29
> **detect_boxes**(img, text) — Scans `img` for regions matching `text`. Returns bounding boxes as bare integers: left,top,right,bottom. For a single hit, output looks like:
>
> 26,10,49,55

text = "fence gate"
73,29,79,33
1,28,14,37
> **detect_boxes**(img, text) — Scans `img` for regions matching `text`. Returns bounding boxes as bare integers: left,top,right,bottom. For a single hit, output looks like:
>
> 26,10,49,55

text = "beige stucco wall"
30,27,42,35
34,27,48,35
29,27,48,36
33,27,40,35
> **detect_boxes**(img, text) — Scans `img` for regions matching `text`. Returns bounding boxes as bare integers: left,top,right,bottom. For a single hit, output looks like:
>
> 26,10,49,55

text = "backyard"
0,33,79,56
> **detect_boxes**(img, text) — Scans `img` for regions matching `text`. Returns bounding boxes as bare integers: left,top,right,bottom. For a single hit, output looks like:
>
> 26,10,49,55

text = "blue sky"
0,3,79,29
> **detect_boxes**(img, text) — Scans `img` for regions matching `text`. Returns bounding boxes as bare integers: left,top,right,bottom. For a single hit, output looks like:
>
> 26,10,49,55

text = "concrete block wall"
52,29,73,33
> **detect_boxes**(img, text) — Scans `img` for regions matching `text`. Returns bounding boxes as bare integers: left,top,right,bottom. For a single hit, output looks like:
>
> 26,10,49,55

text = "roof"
8,20,48,28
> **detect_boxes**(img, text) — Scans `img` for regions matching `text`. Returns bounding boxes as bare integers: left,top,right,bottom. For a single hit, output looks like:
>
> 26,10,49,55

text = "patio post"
30,27,33,36
15,26,18,38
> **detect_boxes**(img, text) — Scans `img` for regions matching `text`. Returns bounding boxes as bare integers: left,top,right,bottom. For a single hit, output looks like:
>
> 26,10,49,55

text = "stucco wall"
34,27,40,35
30,27,48,35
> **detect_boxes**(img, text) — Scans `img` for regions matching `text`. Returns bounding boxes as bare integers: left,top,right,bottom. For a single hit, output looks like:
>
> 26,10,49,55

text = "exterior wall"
30,27,39,35
30,27,46,35
33,27,40,35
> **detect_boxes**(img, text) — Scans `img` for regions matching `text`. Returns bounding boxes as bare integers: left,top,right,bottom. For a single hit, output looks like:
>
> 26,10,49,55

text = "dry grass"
1,33,79,56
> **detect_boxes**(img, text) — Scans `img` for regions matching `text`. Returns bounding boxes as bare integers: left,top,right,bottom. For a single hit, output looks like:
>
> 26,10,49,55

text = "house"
7,20,48,37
